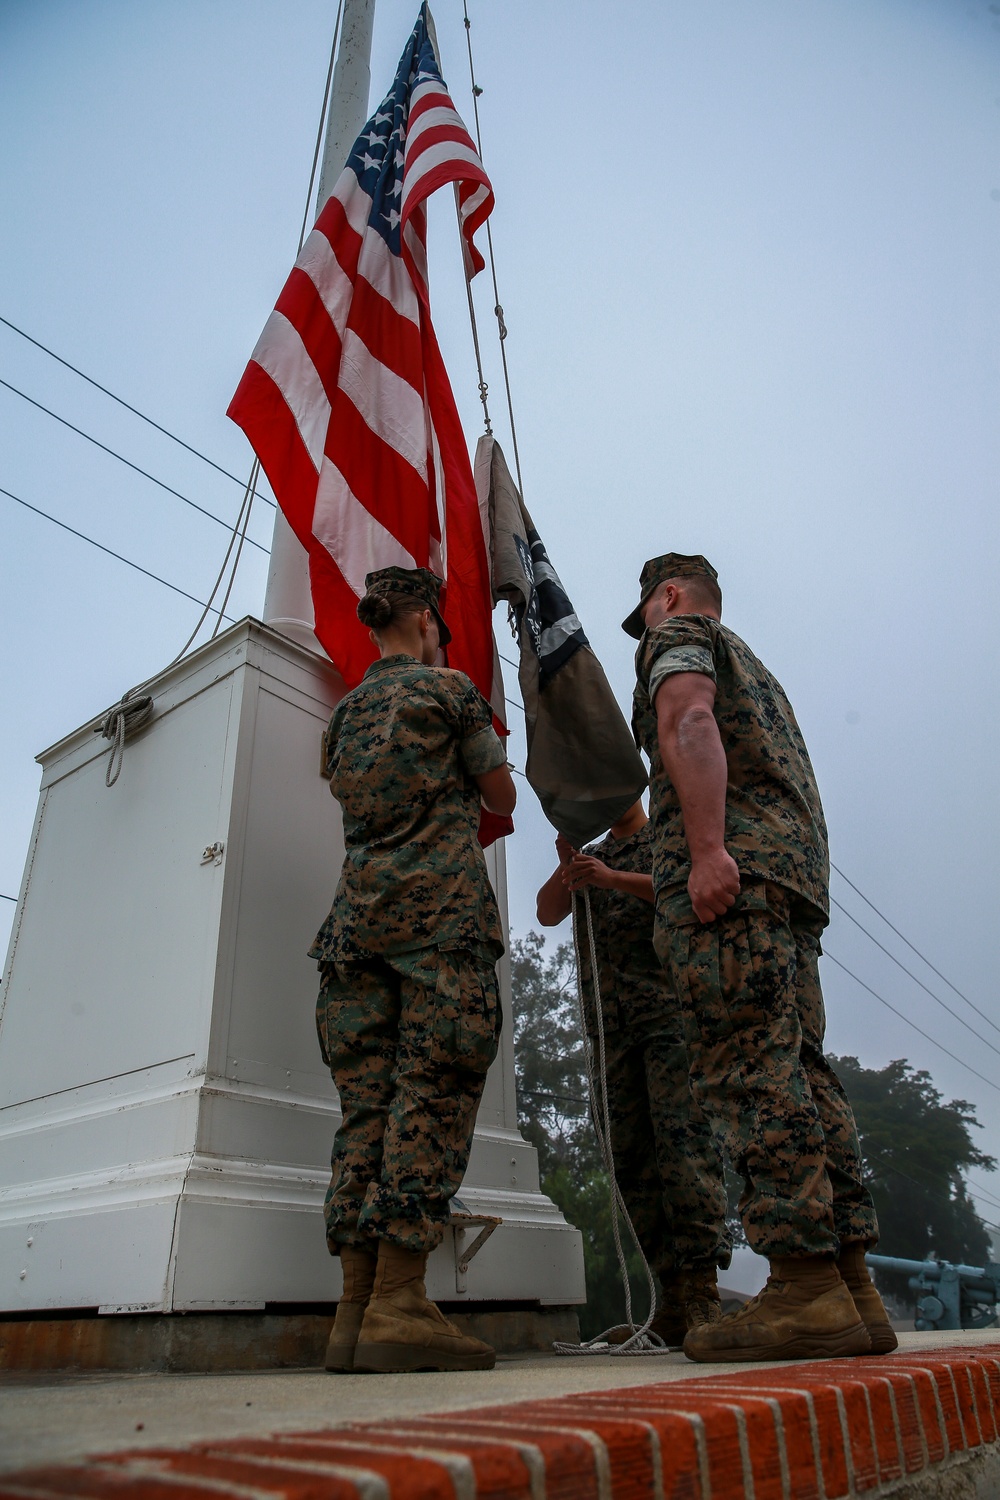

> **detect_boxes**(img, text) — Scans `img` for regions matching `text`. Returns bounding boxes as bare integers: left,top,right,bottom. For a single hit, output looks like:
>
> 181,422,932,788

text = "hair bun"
357,591,393,628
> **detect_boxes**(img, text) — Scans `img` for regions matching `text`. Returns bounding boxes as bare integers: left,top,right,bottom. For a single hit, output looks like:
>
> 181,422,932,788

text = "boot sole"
685,1320,872,1364
353,1341,495,1373
866,1321,899,1356
324,1345,356,1373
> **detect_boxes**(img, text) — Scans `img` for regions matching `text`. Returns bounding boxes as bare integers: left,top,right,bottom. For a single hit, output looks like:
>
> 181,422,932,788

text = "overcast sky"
2,1,999,1227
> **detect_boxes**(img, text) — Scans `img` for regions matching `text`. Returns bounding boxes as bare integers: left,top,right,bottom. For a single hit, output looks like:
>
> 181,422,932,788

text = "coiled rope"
552,886,673,1356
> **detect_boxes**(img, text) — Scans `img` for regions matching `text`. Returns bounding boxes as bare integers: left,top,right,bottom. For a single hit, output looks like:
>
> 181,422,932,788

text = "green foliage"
541,1164,653,1339
510,932,597,1179
511,933,998,1335
511,932,652,1338
832,1054,995,1267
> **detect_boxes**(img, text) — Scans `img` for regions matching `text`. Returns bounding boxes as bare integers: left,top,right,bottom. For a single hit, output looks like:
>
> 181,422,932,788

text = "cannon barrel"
866,1254,998,1286
865,1253,1000,1332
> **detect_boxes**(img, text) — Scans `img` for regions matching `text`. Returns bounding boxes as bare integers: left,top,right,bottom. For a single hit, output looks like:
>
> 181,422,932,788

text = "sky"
2,1,999,1227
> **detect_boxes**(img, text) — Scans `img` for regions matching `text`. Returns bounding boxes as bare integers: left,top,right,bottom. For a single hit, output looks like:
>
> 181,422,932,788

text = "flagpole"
261,0,377,655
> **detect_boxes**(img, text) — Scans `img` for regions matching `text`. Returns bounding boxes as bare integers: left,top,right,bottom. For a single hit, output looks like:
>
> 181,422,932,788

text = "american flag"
228,3,504,727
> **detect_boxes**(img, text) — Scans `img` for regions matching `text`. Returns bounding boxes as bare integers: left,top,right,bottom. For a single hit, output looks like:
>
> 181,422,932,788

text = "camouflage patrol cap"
361,565,452,644
621,553,719,638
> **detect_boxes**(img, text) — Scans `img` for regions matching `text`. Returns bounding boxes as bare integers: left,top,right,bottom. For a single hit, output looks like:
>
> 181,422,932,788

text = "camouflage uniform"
576,823,729,1276
311,652,507,1253
631,599,878,1259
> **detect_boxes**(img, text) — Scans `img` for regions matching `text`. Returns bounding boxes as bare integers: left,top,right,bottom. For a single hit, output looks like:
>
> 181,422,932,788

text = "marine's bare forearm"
660,707,728,856
655,672,741,921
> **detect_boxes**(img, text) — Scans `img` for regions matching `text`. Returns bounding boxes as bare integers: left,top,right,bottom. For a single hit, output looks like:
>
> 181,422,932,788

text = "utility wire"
863,1146,998,1206
517,1087,589,1109
0,378,270,554
0,485,238,623
831,894,1000,1060
967,1177,1000,1214
825,950,999,1095
863,1149,1000,1234
1,893,15,903
832,861,997,1039
0,315,277,510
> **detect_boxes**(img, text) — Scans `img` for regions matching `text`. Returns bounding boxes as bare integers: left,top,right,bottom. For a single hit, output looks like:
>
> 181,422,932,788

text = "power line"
967,1177,1000,1215
517,1086,588,1110
0,315,276,509
831,894,1000,1059
832,861,995,1038
0,378,270,553
825,950,999,1096
0,485,238,623
863,1148,1000,1234
1,893,16,903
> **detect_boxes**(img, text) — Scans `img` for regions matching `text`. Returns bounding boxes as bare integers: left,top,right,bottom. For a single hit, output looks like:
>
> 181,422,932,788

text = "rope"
463,255,493,435
552,886,672,1356
96,460,260,785
297,0,345,253
461,1,523,492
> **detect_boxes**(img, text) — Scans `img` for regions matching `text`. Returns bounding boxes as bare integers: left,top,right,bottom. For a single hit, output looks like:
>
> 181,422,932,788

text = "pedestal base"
0,1305,581,1373
0,620,584,1318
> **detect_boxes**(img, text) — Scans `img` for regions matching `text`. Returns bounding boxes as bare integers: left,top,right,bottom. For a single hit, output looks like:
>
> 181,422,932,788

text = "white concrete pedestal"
0,620,583,1315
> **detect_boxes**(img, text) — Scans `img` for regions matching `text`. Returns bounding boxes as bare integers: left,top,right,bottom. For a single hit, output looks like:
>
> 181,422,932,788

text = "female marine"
310,566,515,1373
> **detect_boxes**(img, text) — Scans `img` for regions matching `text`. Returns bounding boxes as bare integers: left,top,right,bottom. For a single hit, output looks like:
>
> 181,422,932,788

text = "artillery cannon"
866,1254,1000,1332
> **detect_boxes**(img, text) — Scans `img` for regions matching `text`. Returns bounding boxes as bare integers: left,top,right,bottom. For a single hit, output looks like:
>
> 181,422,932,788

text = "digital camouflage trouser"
316,947,501,1253
658,882,879,1259
599,1017,730,1276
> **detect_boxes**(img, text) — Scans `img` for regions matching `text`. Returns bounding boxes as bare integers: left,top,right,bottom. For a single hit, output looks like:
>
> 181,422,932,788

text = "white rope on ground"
553,886,674,1356
97,460,260,785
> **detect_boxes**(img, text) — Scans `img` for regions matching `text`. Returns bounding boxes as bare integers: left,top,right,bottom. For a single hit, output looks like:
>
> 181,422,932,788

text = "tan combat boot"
353,1241,496,1372
609,1268,723,1348
839,1242,898,1355
655,1268,724,1345
683,1253,872,1363
325,1243,378,1372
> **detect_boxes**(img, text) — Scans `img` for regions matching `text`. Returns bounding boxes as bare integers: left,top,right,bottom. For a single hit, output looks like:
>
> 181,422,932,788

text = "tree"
511,937,999,1334
510,933,595,1180
511,933,650,1337
831,1055,996,1268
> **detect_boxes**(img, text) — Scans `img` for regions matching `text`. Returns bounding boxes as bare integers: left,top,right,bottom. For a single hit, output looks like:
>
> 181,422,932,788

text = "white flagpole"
262,0,377,653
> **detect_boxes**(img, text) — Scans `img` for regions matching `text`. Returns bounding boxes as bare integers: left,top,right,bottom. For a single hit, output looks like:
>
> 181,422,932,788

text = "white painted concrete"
0,619,584,1316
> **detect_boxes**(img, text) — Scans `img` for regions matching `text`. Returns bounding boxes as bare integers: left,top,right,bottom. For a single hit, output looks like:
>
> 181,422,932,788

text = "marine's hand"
562,854,614,891
688,848,741,922
555,834,576,865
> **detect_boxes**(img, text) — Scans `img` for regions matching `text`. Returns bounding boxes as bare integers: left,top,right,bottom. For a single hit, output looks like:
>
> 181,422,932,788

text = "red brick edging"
3,1343,1000,1498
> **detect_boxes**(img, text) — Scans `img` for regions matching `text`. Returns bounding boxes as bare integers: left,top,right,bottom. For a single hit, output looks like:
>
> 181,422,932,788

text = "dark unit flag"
477,436,648,846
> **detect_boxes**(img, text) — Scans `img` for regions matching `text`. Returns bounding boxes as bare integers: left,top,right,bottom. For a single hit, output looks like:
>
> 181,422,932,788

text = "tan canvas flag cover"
475,436,647,846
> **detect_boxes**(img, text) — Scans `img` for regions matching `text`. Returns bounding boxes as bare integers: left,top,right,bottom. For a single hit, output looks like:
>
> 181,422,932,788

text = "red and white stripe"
227,22,506,800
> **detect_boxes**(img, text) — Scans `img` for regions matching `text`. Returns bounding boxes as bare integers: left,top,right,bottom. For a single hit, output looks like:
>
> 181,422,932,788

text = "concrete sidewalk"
3,1328,1000,1493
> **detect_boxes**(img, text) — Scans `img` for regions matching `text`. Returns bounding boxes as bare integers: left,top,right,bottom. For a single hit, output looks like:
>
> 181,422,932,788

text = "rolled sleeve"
459,724,507,777
648,643,717,703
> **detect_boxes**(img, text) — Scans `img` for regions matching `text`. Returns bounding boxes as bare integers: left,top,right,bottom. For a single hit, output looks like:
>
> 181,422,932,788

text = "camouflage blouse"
310,655,507,963
632,616,830,918
574,821,671,1033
